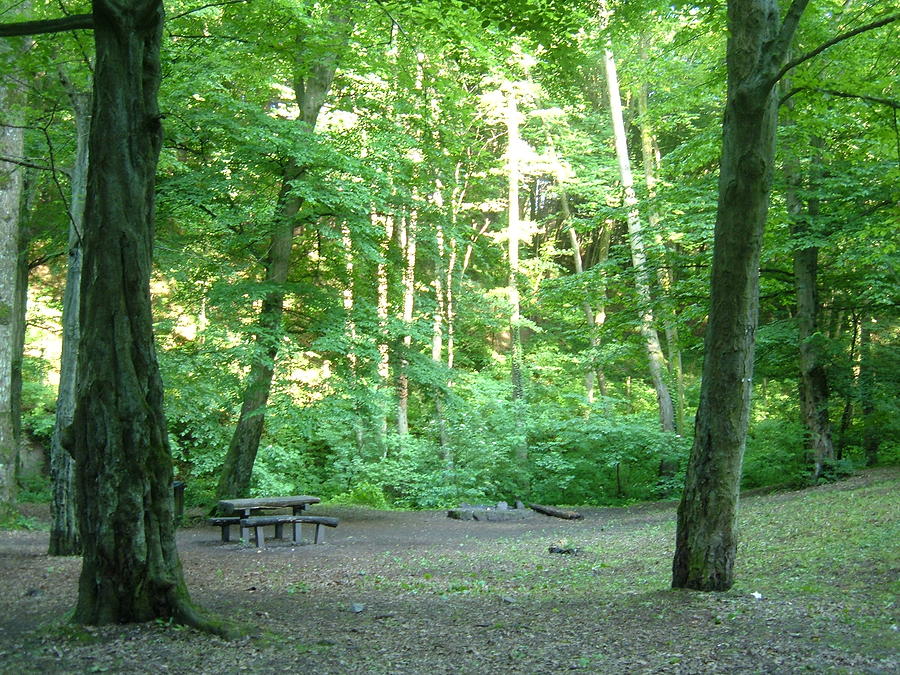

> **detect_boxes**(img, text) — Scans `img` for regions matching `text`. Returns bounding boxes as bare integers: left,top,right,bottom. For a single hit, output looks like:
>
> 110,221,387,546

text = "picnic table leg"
240,510,252,545
291,505,305,543
274,522,284,539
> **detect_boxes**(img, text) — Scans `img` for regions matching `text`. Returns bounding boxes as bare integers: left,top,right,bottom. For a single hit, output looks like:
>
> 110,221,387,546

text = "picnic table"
212,495,333,546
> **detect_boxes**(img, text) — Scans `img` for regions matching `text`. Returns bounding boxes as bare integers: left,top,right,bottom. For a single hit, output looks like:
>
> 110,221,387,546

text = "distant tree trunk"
376,212,393,382
0,27,28,516
602,41,675,433
836,312,860,459
673,0,806,592
859,319,878,466
566,222,598,403
214,207,292,500
785,133,834,480
215,8,350,500
637,78,686,434
340,221,365,451
505,86,527,468
49,80,90,556
66,0,222,631
396,211,416,436
431,209,450,457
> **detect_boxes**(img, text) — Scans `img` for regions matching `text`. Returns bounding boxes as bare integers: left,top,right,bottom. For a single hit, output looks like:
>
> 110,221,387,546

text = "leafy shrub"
18,473,52,503
743,419,807,488
21,356,57,447
328,481,390,509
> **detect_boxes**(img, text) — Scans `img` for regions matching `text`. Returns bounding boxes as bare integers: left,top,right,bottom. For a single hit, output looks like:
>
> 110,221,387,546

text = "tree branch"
780,86,900,109
0,154,63,173
0,13,93,37
168,0,249,22
770,0,812,73
774,13,900,84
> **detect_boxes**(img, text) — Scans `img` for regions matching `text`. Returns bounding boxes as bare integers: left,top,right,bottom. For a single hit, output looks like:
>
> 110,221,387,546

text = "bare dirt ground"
1,476,897,674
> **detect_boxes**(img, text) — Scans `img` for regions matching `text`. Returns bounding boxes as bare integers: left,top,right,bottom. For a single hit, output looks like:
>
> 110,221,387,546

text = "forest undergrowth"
0,467,897,674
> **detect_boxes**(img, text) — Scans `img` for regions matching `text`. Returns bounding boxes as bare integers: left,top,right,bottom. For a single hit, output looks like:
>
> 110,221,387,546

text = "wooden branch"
769,0,813,77
780,86,900,109
0,154,60,173
0,13,93,37
167,0,249,22
529,503,583,520
774,13,900,84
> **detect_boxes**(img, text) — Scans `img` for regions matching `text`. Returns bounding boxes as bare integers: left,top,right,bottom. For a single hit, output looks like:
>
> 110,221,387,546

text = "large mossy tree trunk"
69,0,220,630
672,0,807,592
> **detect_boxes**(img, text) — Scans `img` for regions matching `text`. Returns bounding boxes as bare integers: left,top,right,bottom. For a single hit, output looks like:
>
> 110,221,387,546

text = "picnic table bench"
240,515,339,548
210,495,337,547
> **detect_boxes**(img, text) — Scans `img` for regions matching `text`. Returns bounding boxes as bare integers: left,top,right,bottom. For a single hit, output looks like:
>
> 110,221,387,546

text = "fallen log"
529,503,583,520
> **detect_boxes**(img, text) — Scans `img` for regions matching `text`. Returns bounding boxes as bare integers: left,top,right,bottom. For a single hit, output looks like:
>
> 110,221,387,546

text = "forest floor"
1,467,897,674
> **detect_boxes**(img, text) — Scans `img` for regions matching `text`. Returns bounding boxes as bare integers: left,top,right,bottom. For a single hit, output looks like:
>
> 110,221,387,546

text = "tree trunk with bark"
396,211,416,436
66,0,225,632
637,77,686,434
215,7,350,500
0,25,28,516
505,86,528,470
673,0,807,592
602,41,675,433
49,81,90,556
785,134,834,480
859,320,878,466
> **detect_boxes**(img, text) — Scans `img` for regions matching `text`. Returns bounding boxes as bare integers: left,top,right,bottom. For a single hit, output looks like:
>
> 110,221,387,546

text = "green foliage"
328,481,390,509
529,407,690,505
18,473,52,503
16,0,898,515
743,419,808,489
21,356,57,446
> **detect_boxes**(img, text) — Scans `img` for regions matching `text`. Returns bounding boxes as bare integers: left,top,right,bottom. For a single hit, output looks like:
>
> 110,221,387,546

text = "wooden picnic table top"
218,495,321,514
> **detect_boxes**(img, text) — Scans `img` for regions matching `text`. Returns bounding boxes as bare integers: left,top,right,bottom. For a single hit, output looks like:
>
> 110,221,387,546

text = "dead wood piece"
529,503,583,520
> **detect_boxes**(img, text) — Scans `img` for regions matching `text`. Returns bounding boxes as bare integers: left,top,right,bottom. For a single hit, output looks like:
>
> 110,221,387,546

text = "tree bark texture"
672,0,809,592
215,6,350,500
49,83,90,556
0,27,27,512
69,0,220,631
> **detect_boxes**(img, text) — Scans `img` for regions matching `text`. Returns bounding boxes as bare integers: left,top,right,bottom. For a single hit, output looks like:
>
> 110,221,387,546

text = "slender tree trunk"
602,41,675,432
396,211,416,436
49,81,90,556
376,213,393,382
859,319,878,466
505,86,527,468
340,221,366,451
0,25,28,516
785,134,834,479
837,312,860,458
637,79,686,434
67,0,224,632
215,204,293,500
673,0,808,592
431,211,450,457
215,8,350,500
